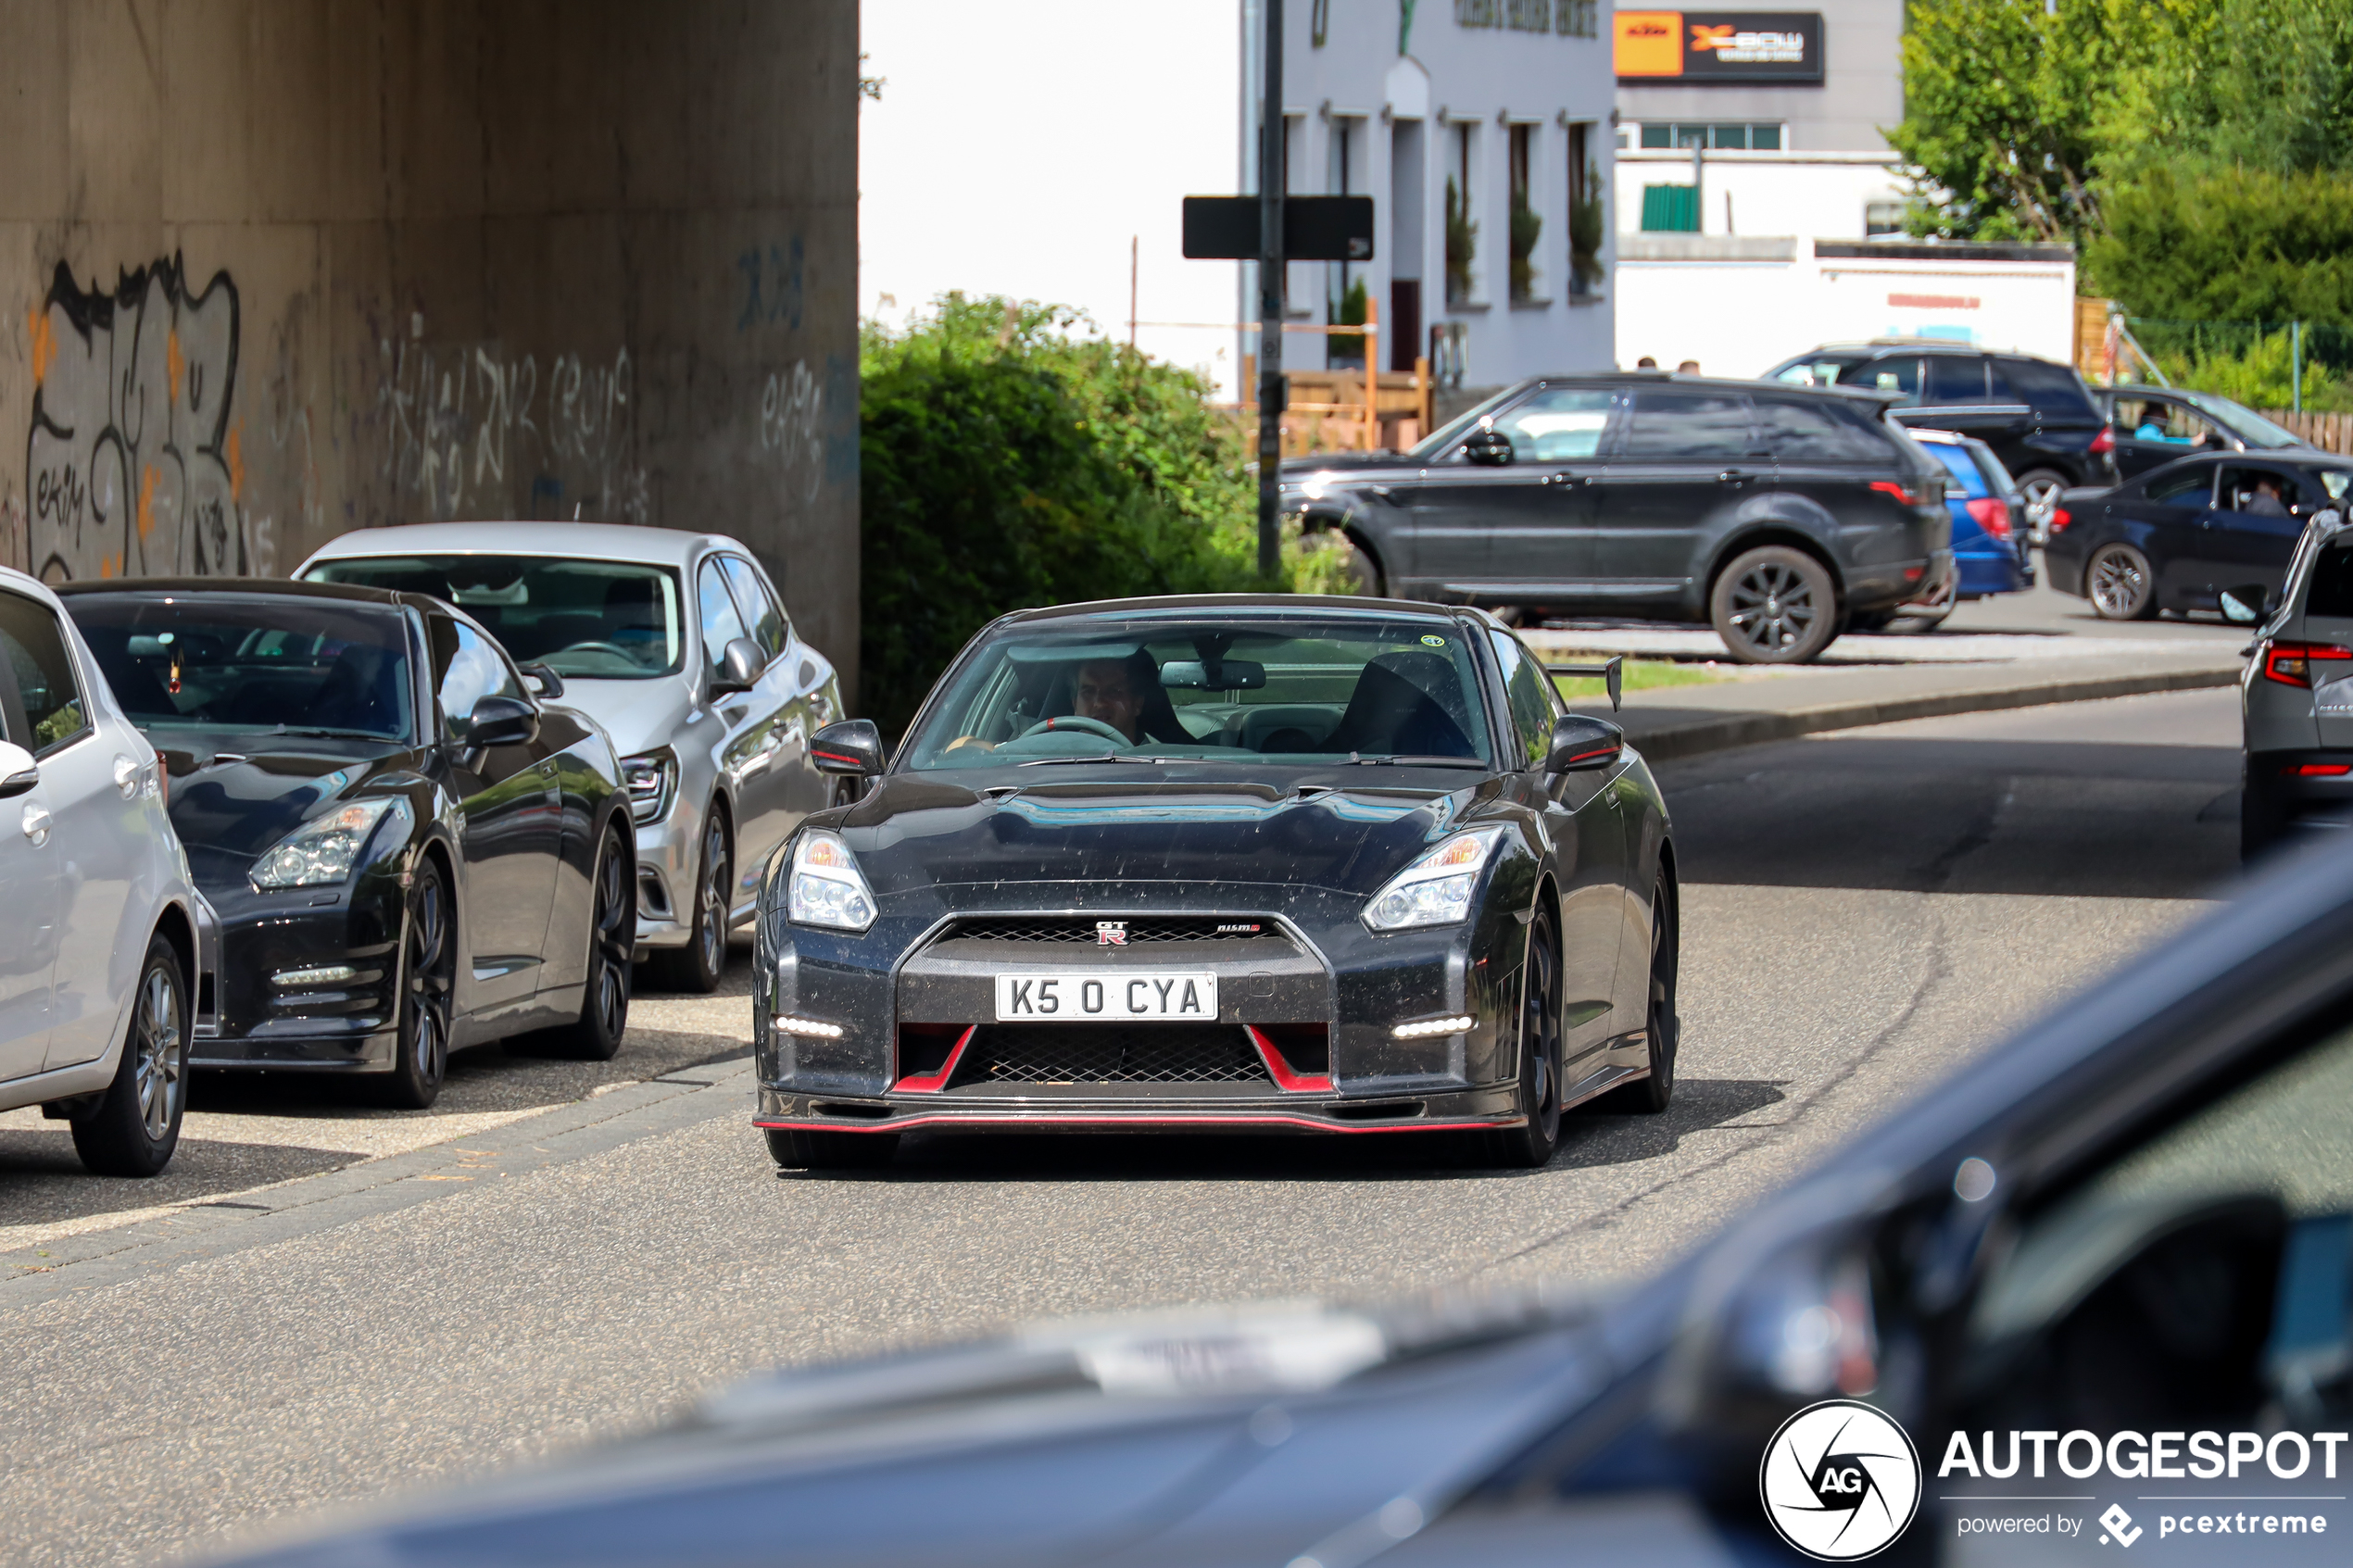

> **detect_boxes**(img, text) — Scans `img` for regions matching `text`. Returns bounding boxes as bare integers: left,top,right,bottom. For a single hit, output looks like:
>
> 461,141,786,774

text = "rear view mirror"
1463,428,1514,467
710,637,766,697
2220,583,2270,624
1546,714,1624,772
811,719,885,777
0,741,37,798
1158,659,1267,690
464,694,540,749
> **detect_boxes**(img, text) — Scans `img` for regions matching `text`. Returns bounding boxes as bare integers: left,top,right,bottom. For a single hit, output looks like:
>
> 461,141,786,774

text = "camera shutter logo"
1758,1399,1922,1561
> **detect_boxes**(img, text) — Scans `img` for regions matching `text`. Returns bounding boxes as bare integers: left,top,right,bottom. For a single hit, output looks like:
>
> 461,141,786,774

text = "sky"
859,1,1247,398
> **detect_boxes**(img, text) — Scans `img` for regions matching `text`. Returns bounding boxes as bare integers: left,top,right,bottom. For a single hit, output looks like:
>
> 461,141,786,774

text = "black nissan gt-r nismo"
758,596,1679,1170
58,579,637,1109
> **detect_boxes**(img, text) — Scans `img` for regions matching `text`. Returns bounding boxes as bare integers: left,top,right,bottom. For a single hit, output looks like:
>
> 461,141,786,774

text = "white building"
1242,0,1617,391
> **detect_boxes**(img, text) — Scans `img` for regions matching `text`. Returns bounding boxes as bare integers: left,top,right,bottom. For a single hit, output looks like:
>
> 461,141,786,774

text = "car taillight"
2284,762,2353,776
2090,424,2115,456
2261,640,2353,687
1965,496,2011,541
1872,478,1943,507
2048,506,2072,533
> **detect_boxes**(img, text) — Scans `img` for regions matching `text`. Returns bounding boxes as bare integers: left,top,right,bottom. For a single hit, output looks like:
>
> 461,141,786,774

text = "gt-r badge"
1095,922,1128,947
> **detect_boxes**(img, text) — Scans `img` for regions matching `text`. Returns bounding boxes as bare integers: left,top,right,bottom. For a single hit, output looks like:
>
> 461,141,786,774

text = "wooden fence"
2258,408,2353,456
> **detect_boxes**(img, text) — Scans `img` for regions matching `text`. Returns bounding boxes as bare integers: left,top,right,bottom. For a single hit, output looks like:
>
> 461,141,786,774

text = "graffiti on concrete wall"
373,335,651,524
25,258,246,582
758,359,824,505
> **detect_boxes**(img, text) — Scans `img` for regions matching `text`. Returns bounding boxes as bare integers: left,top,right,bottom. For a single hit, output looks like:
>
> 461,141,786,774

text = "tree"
2085,168,2353,324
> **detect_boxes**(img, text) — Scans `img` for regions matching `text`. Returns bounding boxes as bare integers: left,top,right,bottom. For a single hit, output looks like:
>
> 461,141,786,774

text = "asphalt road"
0,688,2247,1566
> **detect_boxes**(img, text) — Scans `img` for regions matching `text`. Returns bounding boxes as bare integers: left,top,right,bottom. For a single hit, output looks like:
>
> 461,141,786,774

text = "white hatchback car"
0,567,214,1175
300,524,844,992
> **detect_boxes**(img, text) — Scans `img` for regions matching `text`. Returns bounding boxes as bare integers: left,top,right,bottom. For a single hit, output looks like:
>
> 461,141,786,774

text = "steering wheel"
1019,715,1133,746
560,641,637,661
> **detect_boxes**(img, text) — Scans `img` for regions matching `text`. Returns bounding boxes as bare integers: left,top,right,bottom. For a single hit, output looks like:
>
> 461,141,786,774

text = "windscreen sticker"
1419,634,1446,647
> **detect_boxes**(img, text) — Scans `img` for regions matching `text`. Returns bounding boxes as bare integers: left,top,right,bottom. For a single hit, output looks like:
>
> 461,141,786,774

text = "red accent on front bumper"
891,1024,976,1093
1245,1024,1333,1092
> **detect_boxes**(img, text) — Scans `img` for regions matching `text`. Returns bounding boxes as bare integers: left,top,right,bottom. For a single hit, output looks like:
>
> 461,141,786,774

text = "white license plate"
993,972,1219,1022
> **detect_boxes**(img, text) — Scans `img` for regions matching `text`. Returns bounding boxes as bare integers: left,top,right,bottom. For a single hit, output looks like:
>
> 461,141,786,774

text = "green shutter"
1641,184,1699,232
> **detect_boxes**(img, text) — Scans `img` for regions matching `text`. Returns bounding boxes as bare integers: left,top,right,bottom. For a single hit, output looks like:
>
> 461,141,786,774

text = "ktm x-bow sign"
1614,11,1824,82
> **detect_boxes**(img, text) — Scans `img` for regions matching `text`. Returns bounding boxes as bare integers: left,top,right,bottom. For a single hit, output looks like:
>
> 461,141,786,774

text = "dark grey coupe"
750,596,1678,1171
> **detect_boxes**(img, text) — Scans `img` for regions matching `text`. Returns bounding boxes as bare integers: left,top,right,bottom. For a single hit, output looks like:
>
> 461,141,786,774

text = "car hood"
834,770,1490,899
155,732,419,884
548,675,692,760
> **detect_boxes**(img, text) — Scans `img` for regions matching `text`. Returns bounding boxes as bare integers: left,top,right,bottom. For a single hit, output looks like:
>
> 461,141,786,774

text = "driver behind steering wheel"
949,651,1173,752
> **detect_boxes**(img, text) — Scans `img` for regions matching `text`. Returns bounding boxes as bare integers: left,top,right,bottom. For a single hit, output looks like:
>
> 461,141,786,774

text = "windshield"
305,555,685,680
2183,392,2307,450
1773,352,1869,388
900,617,1495,771
1411,384,1530,458
67,594,416,741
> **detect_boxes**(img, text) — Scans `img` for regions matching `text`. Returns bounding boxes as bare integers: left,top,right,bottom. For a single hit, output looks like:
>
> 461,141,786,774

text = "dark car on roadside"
57,579,638,1109
213,770,2353,1568
1281,373,1954,666
1766,340,2120,537
2042,450,2353,620
2095,383,2315,481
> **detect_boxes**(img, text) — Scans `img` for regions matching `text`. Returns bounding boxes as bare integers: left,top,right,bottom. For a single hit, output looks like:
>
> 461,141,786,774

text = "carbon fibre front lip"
753,1079,1535,1134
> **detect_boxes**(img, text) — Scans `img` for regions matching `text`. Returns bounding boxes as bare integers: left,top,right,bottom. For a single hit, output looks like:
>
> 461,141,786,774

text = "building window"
1637,122,1783,151
1641,184,1700,232
1508,122,1542,304
1447,120,1479,307
1865,200,1906,236
1567,122,1604,295
1329,118,1368,363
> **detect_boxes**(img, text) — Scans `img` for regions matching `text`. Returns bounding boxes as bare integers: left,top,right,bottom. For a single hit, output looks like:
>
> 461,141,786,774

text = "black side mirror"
0,741,38,799
1546,713,1623,772
2219,583,2270,624
810,719,885,777
464,694,540,749
1463,428,1514,467
518,662,566,699
709,636,766,697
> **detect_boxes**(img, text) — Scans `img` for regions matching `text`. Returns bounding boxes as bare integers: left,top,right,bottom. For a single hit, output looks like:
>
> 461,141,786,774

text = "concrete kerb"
1618,663,2243,764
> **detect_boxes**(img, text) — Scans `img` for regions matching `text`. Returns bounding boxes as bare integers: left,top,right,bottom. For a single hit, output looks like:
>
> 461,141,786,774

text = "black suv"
1280,373,1954,663
1764,341,2119,537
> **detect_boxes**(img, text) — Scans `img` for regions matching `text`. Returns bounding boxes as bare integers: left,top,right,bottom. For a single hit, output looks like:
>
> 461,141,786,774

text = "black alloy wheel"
765,1126,900,1171
1482,906,1565,1168
547,823,634,1060
2087,542,2158,620
1710,546,1838,664
379,858,454,1110
1604,872,1680,1113
70,934,189,1177
653,808,731,994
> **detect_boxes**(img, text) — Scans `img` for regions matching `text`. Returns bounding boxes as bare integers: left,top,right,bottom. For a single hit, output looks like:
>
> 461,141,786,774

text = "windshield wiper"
1014,753,1161,768
1349,754,1491,769
266,725,390,741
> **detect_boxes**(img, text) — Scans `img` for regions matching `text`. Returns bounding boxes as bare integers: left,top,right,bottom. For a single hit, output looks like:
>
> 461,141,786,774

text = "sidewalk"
1551,643,2246,763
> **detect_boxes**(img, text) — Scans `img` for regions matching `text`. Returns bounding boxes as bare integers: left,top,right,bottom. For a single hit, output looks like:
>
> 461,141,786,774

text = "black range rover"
1281,373,1953,663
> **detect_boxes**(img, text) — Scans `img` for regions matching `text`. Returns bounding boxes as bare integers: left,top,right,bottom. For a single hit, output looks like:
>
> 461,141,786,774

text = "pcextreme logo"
1760,1400,1924,1561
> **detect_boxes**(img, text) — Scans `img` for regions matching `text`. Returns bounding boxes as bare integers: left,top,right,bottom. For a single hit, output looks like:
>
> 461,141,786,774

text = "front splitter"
754,1084,1522,1135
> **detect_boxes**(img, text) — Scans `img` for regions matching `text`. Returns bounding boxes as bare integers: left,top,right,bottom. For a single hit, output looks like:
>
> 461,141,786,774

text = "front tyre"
765,1127,900,1170
1602,872,1680,1113
377,857,454,1110
70,934,189,1177
1710,546,1838,664
547,822,634,1060
651,808,730,994
1480,907,1565,1168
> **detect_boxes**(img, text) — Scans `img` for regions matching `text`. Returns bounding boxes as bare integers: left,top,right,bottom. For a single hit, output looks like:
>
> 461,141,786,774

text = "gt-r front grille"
943,916,1284,945
966,1024,1270,1085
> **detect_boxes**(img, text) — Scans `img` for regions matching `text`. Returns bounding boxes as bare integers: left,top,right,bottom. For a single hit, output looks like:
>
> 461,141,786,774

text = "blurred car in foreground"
1881,429,2033,630
0,567,211,1176
59,578,636,1109
2043,449,2353,620
300,523,843,994
2233,508,2353,859
756,596,1676,1171
215,765,2353,1566
1281,374,1953,664
2095,383,2315,481
1767,341,2119,538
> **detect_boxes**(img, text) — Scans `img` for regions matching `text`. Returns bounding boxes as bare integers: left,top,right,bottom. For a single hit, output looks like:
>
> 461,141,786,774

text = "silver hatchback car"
2230,508,2353,859
300,523,844,990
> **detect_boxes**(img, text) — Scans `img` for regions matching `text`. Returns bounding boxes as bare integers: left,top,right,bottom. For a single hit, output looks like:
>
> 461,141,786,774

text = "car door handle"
20,802,51,846
1718,470,1755,484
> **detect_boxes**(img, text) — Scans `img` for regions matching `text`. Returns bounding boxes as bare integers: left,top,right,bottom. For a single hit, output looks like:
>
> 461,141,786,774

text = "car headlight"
620,748,678,824
786,829,876,933
250,797,412,891
1362,828,1505,932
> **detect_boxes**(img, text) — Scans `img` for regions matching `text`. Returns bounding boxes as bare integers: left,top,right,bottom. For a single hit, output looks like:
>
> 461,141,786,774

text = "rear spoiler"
1544,656,1623,711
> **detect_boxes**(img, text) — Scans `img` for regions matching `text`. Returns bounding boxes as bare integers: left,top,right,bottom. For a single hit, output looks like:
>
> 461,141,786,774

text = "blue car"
1893,427,2035,628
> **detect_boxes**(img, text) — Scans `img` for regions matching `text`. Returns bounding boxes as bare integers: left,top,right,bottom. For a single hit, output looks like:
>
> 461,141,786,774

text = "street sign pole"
1257,0,1284,581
